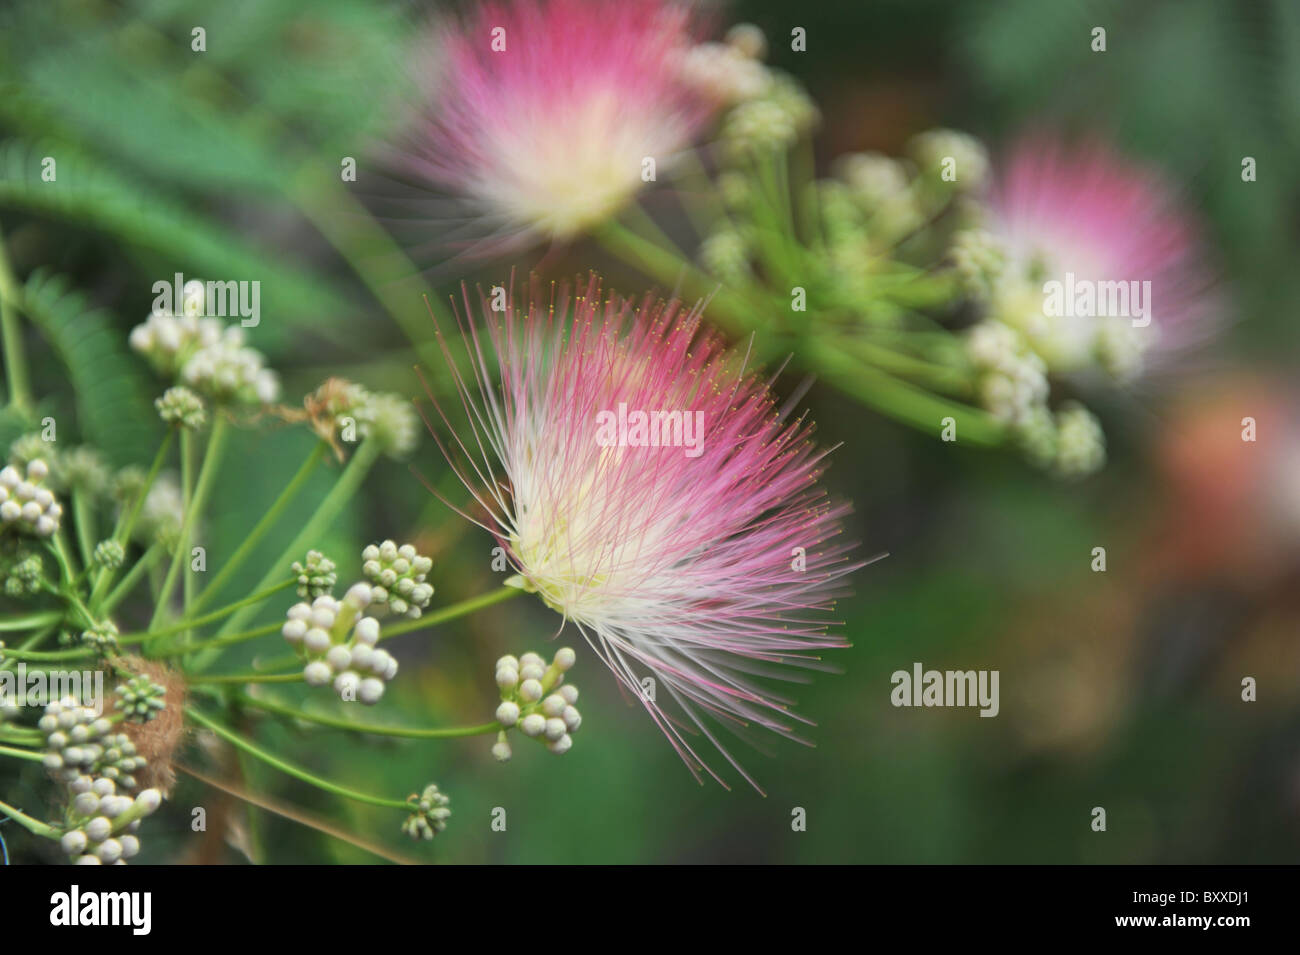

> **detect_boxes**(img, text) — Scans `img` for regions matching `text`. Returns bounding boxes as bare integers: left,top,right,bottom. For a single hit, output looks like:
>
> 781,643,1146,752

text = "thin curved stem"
189,441,327,615
90,431,174,608
184,706,410,810
149,416,230,633
379,585,522,641
155,621,283,660
241,692,500,740
213,439,380,643
0,796,57,838
185,670,302,686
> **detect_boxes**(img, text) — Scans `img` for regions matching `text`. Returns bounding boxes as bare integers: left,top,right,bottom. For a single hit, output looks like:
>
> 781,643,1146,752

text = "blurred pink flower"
407,0,713,247
988,134,1216,376
420,276,857,789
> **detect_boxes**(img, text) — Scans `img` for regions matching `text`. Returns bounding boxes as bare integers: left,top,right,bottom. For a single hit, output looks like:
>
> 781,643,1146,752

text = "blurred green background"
2,0,1298,863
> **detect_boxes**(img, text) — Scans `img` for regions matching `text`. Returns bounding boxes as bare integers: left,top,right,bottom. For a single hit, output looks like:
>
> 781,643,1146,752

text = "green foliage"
20,268,159,466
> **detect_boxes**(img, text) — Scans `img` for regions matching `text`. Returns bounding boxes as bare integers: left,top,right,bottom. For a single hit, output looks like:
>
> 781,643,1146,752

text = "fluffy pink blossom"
988,134,1215,377
419,276,857,789
408,0,714,246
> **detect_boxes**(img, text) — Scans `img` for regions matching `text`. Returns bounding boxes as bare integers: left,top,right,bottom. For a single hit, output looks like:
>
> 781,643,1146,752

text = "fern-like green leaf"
20,268,159,466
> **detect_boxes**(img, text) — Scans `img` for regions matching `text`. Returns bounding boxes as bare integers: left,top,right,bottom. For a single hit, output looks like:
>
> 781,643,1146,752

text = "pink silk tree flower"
419,276,858,790
986,134,1216,381
407,0,715,248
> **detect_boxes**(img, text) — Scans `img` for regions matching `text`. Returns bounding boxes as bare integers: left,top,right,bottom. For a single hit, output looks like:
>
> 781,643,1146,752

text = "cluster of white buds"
356,392,420,459
966,321,1050,427
0,460,62,537
361,540,434,618
129,281,233,376
127,473,183,552
92,539,125,570
60,448,111,499
1,544,44,597
155,385,207,430
908,128,990,194
61,619,119,655
699,229,751,284
303,378,420,458
40,697,146,789
490,648,581,761
401,783,451,841
181,336,279,406
115,674,167,723
8,433,58,478
291,549,337,599
282,583,397,704
130,282,278,406
1052,402,1107,479
60,783,162,865
836,152,912,210
950,229,1006,301
678,24,771,105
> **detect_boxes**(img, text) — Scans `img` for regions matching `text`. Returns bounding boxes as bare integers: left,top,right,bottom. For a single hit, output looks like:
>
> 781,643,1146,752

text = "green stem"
184,706,410,810
0,222,32,414
90,431,174,608
180,426,196,642
100,542,164,615
149,416,230,633
152,620,282,659
213,439,380,642
241,693,500,739
805,338,1006,447
380,585,522,641
0,645,93,662
189,441,326,615
71,490,96,569
0,743,43,763
0,610,62,632
289,168,441,362
122,579,294,645
0,796,57,838
185,670,302,686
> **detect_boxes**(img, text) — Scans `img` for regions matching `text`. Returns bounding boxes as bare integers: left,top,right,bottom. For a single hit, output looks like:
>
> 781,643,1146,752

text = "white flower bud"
495,667,519,690
563,706,582,731
303,628,331,654
495,701,520,727
134,789,163,814
541,694,566,717
62,830,88,855
354,617,380,645
325,645,352,671
553,647,576,671
519,678,543,703
544,717,567,741
95,838,123,863
358,678,385,705
303,661,332,686
333,671,361,699
85,816,112,842
520,663,545,682
547,734,573,755
519,714,546,738
345,582,373,607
